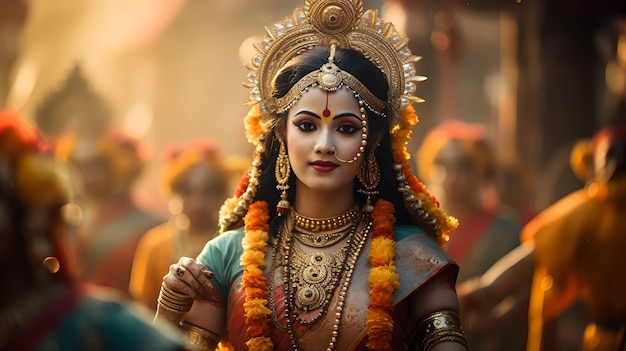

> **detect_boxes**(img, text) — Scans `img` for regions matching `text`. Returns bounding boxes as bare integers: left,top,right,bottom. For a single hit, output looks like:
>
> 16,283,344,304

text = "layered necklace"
268,206,370,351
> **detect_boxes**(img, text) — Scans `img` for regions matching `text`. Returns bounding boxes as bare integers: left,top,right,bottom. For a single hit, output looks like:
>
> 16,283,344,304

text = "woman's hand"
164,257,222,304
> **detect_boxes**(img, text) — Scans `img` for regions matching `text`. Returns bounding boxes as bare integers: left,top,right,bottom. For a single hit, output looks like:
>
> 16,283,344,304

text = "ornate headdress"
244,0,425,125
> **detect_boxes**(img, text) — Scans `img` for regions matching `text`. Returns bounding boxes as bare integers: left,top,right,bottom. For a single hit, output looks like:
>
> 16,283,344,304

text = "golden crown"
243,0,426,126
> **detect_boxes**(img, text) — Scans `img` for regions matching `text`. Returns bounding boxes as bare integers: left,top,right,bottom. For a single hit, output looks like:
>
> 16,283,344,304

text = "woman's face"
176,164,225,231
286,86,364,196
431,140,484,207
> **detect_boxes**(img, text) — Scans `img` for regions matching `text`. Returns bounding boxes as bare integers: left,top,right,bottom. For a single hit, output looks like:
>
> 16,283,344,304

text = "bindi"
323,92,331,117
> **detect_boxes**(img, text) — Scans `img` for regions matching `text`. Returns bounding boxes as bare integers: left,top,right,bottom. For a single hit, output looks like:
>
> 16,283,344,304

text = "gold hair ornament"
275,44,386,116
243,0,426,126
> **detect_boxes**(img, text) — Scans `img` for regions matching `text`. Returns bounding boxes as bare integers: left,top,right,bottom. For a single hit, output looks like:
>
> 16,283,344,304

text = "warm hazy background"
1,0,626,212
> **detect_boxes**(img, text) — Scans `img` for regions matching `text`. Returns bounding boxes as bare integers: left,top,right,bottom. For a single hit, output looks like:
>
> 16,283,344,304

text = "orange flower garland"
366,199,399,351
390,105,458,245
241,201,273,351
241,199,403,350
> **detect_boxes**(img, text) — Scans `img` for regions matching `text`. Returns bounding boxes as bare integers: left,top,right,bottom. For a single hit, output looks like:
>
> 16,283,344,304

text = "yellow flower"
245,337,274,351
243,298,272,316
244,105,267,148
369,237,396,266
368,266,399,289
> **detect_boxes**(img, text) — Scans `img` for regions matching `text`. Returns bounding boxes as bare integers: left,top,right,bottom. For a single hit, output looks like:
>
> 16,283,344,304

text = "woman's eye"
295,121,316,132
337,124,358,134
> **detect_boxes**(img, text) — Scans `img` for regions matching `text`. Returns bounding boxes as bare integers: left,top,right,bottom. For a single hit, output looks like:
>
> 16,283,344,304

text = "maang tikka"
275,141,291,214
357,152,380,212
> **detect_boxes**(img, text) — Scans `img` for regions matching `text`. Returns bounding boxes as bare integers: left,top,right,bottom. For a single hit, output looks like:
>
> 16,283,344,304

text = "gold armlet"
156,282,194,324
417,310,468,351
180,320,221,351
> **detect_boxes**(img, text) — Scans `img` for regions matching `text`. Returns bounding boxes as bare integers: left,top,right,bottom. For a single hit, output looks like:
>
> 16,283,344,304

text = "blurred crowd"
1,1,626,350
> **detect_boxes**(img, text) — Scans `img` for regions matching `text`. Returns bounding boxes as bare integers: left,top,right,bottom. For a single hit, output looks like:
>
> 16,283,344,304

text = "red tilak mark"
323,92,331,117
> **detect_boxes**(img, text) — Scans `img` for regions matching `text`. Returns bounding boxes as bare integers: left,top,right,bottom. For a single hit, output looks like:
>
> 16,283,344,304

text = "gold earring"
357,152,380,213
275,141,291,214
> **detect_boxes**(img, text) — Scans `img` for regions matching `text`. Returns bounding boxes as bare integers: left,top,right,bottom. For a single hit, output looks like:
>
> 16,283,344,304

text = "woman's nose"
313,129,335,154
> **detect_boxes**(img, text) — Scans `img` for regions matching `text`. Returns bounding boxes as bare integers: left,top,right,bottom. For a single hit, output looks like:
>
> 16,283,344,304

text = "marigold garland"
241,201,273,351
244,105,267,148
390,105,458,245
366,199,399,351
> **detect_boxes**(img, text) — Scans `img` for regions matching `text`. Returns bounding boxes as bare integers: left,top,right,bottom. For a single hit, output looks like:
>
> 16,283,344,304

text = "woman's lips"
310,160,338,172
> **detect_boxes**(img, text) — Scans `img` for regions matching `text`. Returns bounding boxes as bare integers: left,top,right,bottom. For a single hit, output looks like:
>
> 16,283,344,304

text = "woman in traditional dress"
0,110,186,351
154,1,469,350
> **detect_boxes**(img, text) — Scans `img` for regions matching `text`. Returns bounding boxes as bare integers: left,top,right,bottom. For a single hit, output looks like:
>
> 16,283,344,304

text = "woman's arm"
410,268,468,351
154,256,226,350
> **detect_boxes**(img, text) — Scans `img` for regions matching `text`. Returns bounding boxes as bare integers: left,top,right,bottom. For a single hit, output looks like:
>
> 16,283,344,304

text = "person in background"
458,125,626,351
152,0,469,350
416,119,524,350
489,150,541,226
129,139,239,310
55,128,162,295
0,110,187,351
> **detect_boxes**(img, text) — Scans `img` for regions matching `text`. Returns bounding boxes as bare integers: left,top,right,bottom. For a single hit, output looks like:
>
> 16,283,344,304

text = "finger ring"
176,267,184,276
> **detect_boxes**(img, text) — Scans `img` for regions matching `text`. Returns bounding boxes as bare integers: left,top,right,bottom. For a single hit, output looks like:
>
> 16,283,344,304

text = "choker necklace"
291,204,360,232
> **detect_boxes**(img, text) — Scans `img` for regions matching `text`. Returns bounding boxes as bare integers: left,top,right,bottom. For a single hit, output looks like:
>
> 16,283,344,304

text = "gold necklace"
292,223,355,247
268,211,371,351
291,204,360,232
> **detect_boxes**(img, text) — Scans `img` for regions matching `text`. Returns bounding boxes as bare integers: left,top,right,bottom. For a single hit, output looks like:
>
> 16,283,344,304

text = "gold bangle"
156,303,186,325
180,320,221,351
156,283,194,324
161,282,194,304
417,310,468,351
158,294,192,312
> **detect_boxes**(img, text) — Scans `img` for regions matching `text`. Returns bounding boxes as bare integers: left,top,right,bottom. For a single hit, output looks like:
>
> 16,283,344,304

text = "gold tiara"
243,0,426,126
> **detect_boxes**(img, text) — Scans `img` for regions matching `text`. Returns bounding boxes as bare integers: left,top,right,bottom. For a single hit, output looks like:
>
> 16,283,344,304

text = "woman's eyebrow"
293,110,360,120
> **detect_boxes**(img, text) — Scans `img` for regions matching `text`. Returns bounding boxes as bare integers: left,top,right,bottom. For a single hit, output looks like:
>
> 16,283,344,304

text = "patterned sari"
198,225,457,350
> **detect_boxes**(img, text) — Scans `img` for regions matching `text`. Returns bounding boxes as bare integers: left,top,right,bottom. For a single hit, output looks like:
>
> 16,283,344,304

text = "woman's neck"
293,185,356,218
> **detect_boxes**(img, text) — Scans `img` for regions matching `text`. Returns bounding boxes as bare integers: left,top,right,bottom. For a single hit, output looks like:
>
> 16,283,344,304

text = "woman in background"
129,139,239,310
55,128,162,295
416,119,524,350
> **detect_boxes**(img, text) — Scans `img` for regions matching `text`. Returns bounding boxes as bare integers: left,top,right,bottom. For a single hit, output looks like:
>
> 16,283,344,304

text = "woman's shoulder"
196,227,245,265
392,225,458,301
203,226,245,250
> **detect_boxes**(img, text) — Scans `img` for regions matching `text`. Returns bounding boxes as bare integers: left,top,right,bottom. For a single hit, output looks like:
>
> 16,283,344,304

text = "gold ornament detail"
243,0,426,126
291,203,360,231
275,141,291,214
357,152,380,212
